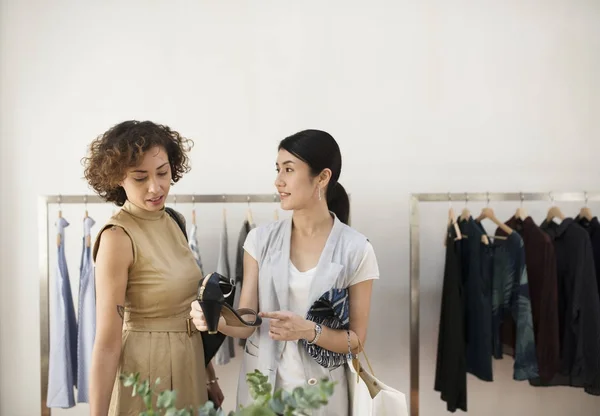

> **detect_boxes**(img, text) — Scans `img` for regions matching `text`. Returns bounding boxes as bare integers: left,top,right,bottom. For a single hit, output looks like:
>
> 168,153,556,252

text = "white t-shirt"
242,227,380,391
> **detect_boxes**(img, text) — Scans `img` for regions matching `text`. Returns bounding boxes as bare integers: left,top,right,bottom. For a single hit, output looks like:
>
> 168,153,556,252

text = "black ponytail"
326,182,350,225
279,129,350,225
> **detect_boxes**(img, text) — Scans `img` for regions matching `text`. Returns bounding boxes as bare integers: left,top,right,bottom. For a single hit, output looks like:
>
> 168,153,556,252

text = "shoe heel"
199,300,223,335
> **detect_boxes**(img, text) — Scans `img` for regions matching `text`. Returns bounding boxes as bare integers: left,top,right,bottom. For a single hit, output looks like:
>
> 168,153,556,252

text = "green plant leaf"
237,404,277,416
246,370,272,402
120,369,334,416
269,389,285,414
198,400,220,416
124,372,140,389
157,390,177,409
143,393,152,410
138,380,151,400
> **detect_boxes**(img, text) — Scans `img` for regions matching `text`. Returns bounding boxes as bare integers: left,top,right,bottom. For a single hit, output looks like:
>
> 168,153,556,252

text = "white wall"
1,0,600,415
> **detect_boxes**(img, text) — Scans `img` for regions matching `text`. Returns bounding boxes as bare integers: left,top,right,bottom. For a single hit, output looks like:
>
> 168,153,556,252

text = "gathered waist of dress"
124,316,198,336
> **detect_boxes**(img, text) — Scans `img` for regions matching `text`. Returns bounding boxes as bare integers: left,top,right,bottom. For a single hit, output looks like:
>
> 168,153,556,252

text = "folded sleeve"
348,241,380,286
242,227,258,261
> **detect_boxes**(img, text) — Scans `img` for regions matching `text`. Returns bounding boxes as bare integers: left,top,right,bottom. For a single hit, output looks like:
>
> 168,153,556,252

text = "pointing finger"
259,311,285,320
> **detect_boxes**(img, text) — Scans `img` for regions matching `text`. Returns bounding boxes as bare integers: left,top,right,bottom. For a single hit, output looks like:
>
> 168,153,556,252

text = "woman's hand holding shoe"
190,301,226,333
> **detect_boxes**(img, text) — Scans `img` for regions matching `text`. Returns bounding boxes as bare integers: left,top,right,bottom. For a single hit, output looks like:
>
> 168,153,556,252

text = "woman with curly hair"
83,120,223,416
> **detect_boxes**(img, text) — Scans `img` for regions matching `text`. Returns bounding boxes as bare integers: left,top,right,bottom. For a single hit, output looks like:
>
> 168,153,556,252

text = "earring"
318,187,322,201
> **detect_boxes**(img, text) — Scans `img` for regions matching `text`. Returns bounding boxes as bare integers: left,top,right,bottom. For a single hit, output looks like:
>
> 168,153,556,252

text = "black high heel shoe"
197,272,262,334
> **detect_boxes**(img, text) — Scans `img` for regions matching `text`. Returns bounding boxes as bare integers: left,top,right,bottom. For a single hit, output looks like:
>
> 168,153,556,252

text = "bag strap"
347,330,375,377
165,207,187,241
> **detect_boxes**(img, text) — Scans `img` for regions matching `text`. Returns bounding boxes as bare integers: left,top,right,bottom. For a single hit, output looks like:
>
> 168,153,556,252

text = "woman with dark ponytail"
278,129,351,224
190,129,380,415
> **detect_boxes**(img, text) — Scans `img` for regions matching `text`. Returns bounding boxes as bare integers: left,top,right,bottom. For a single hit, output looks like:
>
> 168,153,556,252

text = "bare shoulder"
95,225,133,267
101,225,130,245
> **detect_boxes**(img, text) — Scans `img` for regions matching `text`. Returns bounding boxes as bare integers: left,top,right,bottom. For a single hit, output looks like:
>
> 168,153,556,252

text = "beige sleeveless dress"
93,200,208,415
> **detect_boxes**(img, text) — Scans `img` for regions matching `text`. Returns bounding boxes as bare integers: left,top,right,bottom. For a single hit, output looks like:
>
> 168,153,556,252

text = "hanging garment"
434,224,467,413
189,223,205,276
235,220,255,347
575,215,600,303
214,211,235,366
496,216,560,383
476,223,539,381
537,218,600,395
92,201,209,414
76,216,96,403
457,217,493,382
47,217,78,408
235,219,255,287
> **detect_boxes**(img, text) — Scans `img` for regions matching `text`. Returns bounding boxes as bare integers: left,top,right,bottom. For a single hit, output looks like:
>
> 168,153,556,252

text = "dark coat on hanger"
435,224,467,412
575,216,600,303
537,218,600,396
458,217,493,382
496,216,560,383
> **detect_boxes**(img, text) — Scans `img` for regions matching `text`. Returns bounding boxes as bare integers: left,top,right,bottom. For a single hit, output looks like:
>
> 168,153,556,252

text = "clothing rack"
408,191,600,416
38,193,281,416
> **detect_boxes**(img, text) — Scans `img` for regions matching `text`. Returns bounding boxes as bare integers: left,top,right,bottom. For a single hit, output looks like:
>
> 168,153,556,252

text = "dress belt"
124,317,198,337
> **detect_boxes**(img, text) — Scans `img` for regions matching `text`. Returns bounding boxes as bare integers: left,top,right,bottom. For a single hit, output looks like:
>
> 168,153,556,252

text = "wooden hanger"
57,196,62,246
515,193,527,220
459,193,471,221
56,221,62,247
444,195,464,246
444,208,463,246
450,207,463,238
246,196,254,226
460,208,470,221
579,192,593,221
82,196,92,247
476,207,511,244
515,207,527,220
546,206,565,223
579,206,593,221
191,196,197,226
546,193,565,223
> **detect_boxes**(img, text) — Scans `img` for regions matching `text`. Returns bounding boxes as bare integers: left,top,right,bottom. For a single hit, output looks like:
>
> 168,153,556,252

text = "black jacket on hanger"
575,216,600,303
458,217,493,382
537,218,600,395
435,224,467,412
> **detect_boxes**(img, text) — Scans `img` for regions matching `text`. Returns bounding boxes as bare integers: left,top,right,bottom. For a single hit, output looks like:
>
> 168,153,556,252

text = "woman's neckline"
289,261,317,275
122,199,165,221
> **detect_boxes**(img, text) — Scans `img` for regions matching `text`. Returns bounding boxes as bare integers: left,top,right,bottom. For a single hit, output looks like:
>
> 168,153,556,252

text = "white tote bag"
346,340,408,416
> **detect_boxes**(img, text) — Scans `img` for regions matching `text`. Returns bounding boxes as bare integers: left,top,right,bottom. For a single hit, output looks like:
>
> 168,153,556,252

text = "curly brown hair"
82,120,193,206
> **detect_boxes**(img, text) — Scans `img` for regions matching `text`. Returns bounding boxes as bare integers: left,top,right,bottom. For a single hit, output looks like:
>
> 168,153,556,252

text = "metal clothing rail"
39,193,281,416
408,191,600,416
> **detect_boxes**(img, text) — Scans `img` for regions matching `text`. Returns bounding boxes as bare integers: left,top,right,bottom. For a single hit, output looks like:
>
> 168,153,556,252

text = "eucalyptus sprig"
120,369,336,416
